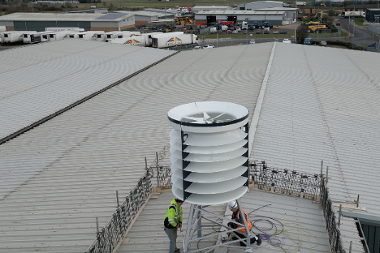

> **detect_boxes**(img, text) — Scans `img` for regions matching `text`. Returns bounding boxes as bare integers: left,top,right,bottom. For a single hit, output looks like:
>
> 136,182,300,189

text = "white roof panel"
0,12,132,21
251,43,380,218
0,39,174,142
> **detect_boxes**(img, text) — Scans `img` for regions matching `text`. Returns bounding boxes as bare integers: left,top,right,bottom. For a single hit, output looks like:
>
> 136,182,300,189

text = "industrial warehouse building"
0,12,135,32
0,40,380,253
115,10,176,26
194,9,297,26
237,0,285,10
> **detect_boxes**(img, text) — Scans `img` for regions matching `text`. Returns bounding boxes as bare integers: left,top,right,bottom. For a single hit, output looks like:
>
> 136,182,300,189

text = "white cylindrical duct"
168,101,250,205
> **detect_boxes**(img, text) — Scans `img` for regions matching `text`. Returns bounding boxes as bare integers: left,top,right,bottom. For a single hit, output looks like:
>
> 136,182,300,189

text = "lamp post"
245,18,248,44
217,31,218,48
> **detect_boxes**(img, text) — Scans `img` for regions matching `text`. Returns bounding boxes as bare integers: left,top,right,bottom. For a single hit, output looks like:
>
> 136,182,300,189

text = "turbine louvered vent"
168,101,250,205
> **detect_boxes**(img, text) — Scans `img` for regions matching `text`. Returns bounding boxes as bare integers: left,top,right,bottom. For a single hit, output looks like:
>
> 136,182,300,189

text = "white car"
249,39,256,44
203,45,214,49
282,39,292,44
193,46,201,50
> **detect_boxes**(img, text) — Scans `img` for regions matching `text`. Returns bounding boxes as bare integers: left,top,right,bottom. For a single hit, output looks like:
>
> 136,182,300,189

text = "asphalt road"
339,18,378,46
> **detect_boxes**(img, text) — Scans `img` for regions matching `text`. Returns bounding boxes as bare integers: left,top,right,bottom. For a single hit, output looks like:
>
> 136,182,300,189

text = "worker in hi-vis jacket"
164,198,184,253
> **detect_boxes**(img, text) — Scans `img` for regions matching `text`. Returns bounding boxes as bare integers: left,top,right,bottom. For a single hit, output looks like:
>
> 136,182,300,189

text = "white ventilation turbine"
168,101,250,205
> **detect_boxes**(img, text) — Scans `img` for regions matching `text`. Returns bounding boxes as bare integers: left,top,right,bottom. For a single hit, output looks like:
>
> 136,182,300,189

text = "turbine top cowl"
168,101,249,129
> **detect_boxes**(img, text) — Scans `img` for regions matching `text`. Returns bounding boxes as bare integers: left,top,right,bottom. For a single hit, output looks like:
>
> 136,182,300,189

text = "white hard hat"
228,200,237,210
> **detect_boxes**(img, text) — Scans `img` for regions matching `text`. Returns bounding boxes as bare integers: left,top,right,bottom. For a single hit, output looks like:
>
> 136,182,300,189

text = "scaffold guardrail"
85,173,152,253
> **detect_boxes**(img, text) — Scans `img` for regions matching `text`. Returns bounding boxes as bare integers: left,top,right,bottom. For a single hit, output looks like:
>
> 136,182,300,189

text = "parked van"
304,37,312,45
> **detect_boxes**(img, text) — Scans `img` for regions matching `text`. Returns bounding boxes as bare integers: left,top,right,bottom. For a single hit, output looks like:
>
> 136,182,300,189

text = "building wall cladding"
14,21,91,32
90,24,135,31
361,222,380,253
195,13,284,25
135,21,148,26
366,9,380,22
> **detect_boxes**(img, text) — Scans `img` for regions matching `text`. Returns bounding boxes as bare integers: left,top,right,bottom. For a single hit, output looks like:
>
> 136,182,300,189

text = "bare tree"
296,24,309,44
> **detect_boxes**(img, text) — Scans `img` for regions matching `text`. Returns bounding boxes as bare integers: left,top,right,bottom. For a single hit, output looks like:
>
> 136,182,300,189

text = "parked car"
255,29,261,34
279,30,288,34
249,39,256,44
232,30,239,34
203,45,214,49
193,45,202,50
319,41,327,46
282,38,291,44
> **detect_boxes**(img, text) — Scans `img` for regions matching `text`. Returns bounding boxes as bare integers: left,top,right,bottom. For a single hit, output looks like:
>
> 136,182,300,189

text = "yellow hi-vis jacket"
164,199,183,229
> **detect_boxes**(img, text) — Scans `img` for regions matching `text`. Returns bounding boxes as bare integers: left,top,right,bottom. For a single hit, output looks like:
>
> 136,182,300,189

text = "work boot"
256,234,262,246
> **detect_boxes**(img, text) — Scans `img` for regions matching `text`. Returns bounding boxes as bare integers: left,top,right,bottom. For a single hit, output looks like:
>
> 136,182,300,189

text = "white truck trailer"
66,31,81,39
43,31,71,41
344,11,365,18
2,31,35,43
151,33,197,48
45,27,84,32
102,31,141,42
109,37,147,46
23,31,49,43
77,31,105,40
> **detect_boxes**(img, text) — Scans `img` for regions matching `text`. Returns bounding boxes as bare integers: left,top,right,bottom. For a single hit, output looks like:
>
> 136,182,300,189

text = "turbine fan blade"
210,113,225,120
182,116,205,123
203,112,211,120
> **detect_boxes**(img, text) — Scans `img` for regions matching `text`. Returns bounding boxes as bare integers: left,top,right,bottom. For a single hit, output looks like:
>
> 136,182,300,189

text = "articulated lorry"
343,11,365,18
151,33,198,48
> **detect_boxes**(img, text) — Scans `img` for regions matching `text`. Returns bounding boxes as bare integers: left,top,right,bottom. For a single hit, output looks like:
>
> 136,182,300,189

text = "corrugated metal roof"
251,43,380,217
0,39,174,142
0,43,271,252
0,12,132,21
0,41,378,252
95,13,129,20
